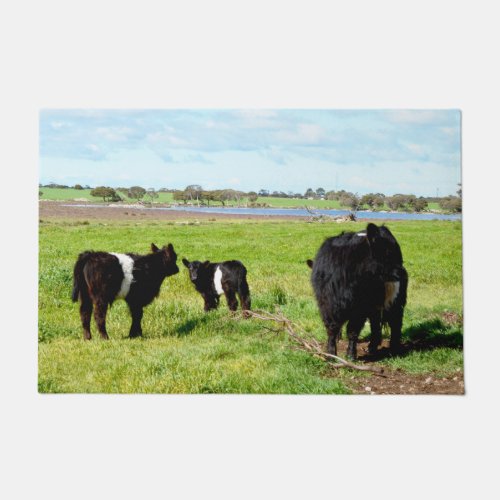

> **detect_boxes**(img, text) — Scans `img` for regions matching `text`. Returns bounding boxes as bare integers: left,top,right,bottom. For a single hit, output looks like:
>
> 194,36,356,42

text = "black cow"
307,223,407,359
72,243,179,339
182,258,251,313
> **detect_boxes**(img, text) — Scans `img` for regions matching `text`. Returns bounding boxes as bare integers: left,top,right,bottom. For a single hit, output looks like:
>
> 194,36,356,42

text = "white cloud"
386,110,449,124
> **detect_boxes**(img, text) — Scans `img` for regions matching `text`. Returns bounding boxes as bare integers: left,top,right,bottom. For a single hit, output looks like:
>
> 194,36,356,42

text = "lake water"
65,204,462,221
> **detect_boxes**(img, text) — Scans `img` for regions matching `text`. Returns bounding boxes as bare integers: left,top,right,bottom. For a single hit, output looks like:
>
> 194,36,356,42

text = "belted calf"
72,243,179,339
182,258,251,313
307,223,407,359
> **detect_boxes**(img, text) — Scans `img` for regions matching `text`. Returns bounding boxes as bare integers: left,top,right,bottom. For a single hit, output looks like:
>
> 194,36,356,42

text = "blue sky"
39,109,461,196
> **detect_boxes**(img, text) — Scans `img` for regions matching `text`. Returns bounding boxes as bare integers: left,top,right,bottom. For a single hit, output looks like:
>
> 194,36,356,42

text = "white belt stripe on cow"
384,281,400,309
213,266,224,295
110,252,135,298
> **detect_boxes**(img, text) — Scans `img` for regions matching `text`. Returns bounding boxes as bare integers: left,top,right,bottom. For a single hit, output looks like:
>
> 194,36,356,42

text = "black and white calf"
71,243,179,339
182,258,251,313
307,223,408,359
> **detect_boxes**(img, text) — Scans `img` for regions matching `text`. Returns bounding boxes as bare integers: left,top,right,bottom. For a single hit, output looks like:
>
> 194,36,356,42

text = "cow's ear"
164,243,175,255
182,258,190,268
306,259,314,269
366,223,380,242
202,260,210,267
151,243,159,252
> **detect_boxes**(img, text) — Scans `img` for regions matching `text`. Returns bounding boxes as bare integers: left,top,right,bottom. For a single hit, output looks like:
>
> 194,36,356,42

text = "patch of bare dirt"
327,339,464,395
343,368,464,395
38,201,307,222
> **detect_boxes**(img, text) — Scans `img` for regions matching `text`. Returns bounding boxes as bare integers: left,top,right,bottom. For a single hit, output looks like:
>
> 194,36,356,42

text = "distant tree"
304,188,315,199
258,189,269,197
218,189,237,205
201,190,217,206
457,183,462,198
360,193,386,209
339,193,360,211
185,184,203,205
128,186,146,200
387,194,407,211
247,191,258,203
372,194,386,209
408,196,428,212
74,184,83,190
233,190,245,206
173,190,188,204
439,196,462,213
325,190,337,200
39,190,43,198
90,186,118,202
360,193,377,209
316,187,325,198
145,188,159,202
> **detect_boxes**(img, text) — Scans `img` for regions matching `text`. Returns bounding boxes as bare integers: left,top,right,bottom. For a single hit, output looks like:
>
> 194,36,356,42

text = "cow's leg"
368,311,383,354
224,288,238,311
388,307,403,354
128,303,144,338
203,293,218,312
93,300,110,340
80,297,93,340
238,279,251,314
346,317,366,360
323,318,342,356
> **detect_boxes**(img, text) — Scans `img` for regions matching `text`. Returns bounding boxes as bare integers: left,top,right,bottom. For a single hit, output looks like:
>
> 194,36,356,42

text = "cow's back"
311,232,385,316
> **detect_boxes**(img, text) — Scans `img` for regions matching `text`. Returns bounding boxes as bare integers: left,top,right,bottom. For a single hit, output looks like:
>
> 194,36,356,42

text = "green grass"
38,218,463,393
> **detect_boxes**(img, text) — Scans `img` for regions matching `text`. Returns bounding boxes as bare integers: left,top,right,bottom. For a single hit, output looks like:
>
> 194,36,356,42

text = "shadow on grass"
175,314,210,337
357,318,463,362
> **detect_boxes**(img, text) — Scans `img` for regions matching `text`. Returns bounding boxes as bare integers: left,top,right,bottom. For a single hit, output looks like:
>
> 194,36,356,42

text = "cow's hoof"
389,344,403,356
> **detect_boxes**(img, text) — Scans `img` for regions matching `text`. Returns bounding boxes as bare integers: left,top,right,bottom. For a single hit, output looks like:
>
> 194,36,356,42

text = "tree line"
38,183,462,213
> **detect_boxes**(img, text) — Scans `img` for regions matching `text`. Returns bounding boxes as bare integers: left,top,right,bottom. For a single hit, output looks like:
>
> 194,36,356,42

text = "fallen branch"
234,308,385,376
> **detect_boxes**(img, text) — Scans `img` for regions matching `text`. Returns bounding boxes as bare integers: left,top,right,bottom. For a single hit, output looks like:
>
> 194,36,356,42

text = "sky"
39,109,461,197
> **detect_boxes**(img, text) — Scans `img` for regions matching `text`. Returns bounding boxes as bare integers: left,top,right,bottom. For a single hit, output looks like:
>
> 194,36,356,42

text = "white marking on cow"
356,232,366,236
110,253,135,298
384,281,400,309
213,266,224,295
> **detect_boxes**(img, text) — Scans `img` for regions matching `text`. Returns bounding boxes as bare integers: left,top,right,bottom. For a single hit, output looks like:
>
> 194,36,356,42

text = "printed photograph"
38,109,463,394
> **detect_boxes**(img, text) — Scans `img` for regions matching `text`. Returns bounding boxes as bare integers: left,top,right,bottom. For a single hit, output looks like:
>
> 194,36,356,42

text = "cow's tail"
72,252,91,302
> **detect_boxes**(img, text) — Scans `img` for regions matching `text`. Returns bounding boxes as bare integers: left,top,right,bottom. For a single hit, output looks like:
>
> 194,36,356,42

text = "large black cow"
182,258,251,313
72,243,179,339
307,223,407,359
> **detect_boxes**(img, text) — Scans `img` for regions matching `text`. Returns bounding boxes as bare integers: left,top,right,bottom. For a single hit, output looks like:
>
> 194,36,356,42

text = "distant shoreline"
39,200,461,222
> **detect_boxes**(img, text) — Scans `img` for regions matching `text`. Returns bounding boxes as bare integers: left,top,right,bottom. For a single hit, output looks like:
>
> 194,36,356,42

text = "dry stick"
236,308,386,376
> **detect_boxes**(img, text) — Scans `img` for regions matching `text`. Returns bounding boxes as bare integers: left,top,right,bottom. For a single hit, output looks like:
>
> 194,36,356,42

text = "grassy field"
38,217,463,393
